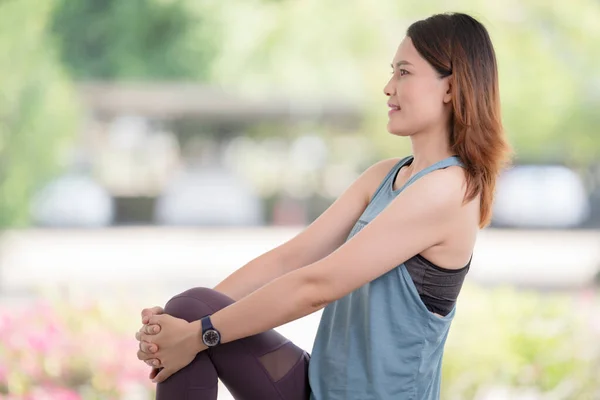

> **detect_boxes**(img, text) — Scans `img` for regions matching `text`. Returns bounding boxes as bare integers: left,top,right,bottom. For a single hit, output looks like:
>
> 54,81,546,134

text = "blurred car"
492,164,590,229
30,172,114,228
154,166,264,226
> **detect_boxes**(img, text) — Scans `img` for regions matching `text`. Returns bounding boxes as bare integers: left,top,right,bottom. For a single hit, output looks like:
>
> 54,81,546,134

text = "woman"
136,12,510,399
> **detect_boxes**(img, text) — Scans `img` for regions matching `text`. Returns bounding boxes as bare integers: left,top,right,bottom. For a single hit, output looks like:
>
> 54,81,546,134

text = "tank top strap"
370,156,414,201
393,155,463,194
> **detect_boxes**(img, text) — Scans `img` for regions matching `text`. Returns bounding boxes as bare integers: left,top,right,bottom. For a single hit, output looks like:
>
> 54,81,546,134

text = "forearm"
212,246,297,301
200,267,325,347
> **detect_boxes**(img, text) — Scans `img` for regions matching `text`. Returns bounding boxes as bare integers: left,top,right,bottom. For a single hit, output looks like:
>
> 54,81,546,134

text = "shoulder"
411,165,467,205
389,166,479,237
388,165,472,227
358,157,404,198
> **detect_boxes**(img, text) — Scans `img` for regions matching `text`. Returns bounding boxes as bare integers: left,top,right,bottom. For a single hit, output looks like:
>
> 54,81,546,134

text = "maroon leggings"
155,287,311,400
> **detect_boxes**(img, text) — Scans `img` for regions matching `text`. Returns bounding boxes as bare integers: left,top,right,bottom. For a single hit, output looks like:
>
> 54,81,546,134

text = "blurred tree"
0,0,79,228
51,0,218,80
46,0,600,165
3,0,596,229
199,0,600,166
493,0,600,165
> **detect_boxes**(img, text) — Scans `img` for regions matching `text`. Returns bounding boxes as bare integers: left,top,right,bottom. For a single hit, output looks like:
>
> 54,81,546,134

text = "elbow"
299,268,336,311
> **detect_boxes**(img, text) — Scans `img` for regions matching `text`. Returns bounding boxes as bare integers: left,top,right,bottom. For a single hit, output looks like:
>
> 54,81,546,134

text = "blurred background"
1,0,599,399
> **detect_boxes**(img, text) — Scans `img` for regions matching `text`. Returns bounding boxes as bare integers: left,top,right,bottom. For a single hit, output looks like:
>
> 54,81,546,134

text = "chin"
386,123,412,137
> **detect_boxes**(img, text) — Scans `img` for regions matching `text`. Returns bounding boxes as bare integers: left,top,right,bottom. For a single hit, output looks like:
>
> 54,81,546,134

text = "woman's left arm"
146,168,465,382
209,169,464,339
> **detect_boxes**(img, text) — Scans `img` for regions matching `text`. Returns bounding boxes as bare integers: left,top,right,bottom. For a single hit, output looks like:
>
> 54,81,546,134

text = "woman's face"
384,36,452,137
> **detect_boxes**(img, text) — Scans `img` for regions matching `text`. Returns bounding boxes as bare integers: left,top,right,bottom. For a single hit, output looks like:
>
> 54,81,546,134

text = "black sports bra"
404,254,471,316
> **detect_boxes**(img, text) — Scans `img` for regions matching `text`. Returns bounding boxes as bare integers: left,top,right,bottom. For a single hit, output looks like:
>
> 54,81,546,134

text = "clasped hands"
135,306,207,383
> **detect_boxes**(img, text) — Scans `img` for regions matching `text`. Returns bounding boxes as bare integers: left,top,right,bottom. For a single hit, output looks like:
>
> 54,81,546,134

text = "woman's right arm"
213,158,399,301
136,158,399,374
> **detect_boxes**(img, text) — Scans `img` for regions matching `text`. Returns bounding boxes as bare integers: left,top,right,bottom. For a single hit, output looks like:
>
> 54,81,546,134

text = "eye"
390,68,409,77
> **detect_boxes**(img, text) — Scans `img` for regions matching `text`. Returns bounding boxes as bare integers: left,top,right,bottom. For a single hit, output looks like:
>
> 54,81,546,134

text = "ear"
442,76,452,104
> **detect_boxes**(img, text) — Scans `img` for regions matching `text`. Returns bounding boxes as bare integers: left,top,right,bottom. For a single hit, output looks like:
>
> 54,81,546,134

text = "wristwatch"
200,316,221,347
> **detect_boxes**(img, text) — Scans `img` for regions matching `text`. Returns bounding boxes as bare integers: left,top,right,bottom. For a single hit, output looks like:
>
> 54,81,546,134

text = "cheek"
396,79,426,107
398,80,442,117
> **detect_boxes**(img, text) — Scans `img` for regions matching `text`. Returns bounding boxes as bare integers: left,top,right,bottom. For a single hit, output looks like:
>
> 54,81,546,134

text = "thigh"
164,287,311,400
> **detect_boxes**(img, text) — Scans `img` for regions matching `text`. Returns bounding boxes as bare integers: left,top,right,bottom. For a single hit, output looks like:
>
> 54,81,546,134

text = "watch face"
203,329,220,347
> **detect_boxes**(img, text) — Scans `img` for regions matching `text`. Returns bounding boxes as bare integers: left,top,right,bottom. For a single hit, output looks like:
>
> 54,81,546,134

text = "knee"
164,287,234,323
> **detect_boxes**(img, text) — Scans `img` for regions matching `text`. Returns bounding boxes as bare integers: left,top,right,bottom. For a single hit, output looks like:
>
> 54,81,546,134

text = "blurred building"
31,83,364,227
30,83,600,229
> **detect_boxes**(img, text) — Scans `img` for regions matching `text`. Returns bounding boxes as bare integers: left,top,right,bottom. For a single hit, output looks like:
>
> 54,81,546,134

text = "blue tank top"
308,155,465,400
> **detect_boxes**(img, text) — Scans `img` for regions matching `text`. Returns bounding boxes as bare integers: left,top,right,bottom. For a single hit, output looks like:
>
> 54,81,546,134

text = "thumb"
149,367,160,380
152,367,172,383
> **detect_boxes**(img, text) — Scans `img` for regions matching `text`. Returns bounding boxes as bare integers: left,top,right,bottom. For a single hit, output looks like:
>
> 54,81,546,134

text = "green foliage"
199,0,600,165
492,0,600,165
0,0,78,228
443,284,600,399
2,0,599,227
51,0,218,80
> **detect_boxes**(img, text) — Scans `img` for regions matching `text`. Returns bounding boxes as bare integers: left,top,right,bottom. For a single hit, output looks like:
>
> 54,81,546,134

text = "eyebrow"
392,61,413,68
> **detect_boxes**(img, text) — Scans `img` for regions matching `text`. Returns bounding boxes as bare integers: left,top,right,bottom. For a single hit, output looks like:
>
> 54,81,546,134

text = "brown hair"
407,13,512,228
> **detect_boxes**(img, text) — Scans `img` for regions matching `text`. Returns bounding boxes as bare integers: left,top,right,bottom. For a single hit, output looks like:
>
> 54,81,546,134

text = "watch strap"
201,315,213,333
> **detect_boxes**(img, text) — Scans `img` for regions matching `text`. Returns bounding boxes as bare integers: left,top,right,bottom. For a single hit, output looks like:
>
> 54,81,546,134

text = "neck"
408,126,453,173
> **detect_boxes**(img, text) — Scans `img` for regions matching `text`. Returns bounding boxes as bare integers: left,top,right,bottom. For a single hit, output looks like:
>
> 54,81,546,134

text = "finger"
142,306,164,324
137,350,154,361
152,368,172,383
145,359,161,368
149,367,160,380
140,341,157,353
144,324,160,335
139,332,150,343
147,314,164,325
141,306,162,318
135,331,142,341
139,322,160,336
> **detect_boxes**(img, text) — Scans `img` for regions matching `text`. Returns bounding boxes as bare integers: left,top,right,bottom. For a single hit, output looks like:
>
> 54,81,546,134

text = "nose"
383,77,395,97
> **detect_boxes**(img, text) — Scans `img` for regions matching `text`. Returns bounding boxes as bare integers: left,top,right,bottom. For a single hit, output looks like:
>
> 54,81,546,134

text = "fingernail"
153,326,159,333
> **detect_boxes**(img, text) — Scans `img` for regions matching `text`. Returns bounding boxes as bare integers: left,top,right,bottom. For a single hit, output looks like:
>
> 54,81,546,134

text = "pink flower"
0,363,7,382
30,385,82,400
26,332,53,354
0,313,13,332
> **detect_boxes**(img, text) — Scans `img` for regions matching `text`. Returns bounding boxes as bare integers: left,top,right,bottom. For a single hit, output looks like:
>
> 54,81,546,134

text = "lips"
388,103,400,111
